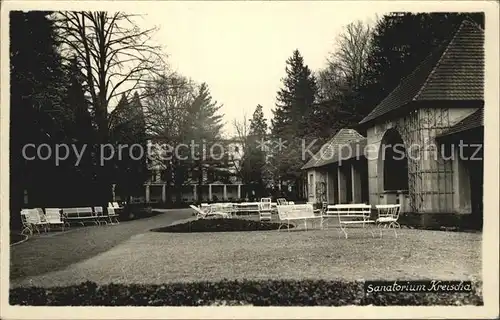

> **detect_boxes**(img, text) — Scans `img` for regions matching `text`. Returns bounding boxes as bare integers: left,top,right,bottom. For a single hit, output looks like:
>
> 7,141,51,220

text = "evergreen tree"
58,57,97,202
249,104,267,137
110,92,148,202
10,11,67,228
272,50,318,139
240,105,269,196
183,83,225,202
358,12,484,118
270,50,318,196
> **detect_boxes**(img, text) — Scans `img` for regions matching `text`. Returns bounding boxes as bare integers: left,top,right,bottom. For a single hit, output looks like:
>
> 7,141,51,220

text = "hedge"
9,280,483,306
151,218,293,233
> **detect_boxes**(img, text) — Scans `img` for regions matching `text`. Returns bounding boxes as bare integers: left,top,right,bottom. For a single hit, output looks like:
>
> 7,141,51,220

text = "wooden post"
351,163,362,203
453,151,472,214
337,165,346,203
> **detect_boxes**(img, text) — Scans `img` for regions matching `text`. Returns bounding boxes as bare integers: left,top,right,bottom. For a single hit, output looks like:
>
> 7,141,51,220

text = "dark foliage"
10,11,69,228
10,280,482,306
119,204,155,221
399,212,482,231
358,12,484,121
151,218,293,233
10,233,27,245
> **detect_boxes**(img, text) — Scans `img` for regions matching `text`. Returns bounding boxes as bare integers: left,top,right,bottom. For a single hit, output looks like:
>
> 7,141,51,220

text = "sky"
8,0,488,137
137,2,390,137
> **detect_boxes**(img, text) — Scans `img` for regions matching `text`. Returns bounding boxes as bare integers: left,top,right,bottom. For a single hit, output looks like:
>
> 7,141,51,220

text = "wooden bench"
277,203,321,231
322,204,376,239
62,207,100,226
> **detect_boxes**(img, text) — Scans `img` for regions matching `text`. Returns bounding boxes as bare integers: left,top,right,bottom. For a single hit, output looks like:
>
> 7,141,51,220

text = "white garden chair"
190,205,229,219
276,198,288,206
259,198,272,222
44,208,65,231
112,202,123,209
106,206,120,224
20,209,34,236
375,204,401,237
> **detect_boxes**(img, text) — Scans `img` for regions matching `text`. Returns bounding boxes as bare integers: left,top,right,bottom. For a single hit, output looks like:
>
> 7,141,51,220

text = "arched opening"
380,129,409,192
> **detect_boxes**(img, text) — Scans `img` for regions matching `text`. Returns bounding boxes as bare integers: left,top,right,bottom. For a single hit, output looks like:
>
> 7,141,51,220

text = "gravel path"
10,222,481,288
10,209,193,280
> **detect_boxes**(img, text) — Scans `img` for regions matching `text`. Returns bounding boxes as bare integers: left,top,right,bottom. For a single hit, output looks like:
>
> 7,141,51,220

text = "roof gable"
438,107,484,137
301,129,365,170
359,20,484,125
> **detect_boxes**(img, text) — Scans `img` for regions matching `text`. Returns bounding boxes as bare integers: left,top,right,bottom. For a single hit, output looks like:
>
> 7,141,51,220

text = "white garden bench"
322,204,376,239
235,202,260,214
277,203,321,231
375,204,401,238
20,209,49,235
62,207,100,226
210,203,235,218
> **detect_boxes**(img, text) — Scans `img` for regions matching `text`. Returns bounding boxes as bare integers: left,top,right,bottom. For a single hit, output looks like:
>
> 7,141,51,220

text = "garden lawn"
10,209,193,280
10,224,481,288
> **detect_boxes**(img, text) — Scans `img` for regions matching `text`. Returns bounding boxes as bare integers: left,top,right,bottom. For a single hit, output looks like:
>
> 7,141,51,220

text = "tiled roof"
301,129,366,170
359,20,484,125
438,108,484,137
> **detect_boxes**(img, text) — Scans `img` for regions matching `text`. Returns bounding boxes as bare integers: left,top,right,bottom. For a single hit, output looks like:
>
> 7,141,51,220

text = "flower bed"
9,280,483,306
151,218,293,233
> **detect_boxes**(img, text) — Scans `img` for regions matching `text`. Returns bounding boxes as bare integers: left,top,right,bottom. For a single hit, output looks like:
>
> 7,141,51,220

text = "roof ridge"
413,20,466,101
358,42,445,124
301,129,365,169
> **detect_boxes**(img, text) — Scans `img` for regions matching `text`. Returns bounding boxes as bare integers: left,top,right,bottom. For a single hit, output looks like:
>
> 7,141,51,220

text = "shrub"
10,233,27,245
9,280,483,306
120,204,154,221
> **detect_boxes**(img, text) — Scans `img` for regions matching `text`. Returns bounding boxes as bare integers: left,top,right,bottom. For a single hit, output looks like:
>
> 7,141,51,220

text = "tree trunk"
197,161,203,204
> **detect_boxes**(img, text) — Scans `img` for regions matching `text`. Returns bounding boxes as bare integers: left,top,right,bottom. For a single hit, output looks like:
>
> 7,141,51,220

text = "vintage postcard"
1,0,498,319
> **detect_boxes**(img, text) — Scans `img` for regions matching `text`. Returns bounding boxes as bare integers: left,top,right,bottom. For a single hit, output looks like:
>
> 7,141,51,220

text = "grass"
10,218,482,288
9,209,193,280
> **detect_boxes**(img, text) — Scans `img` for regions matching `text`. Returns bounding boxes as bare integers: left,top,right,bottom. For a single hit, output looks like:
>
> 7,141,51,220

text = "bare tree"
142,73,195,176
143,73,195,141
231,115,250,179
54,11,166,141
317,20,372,103
329,20,372,89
